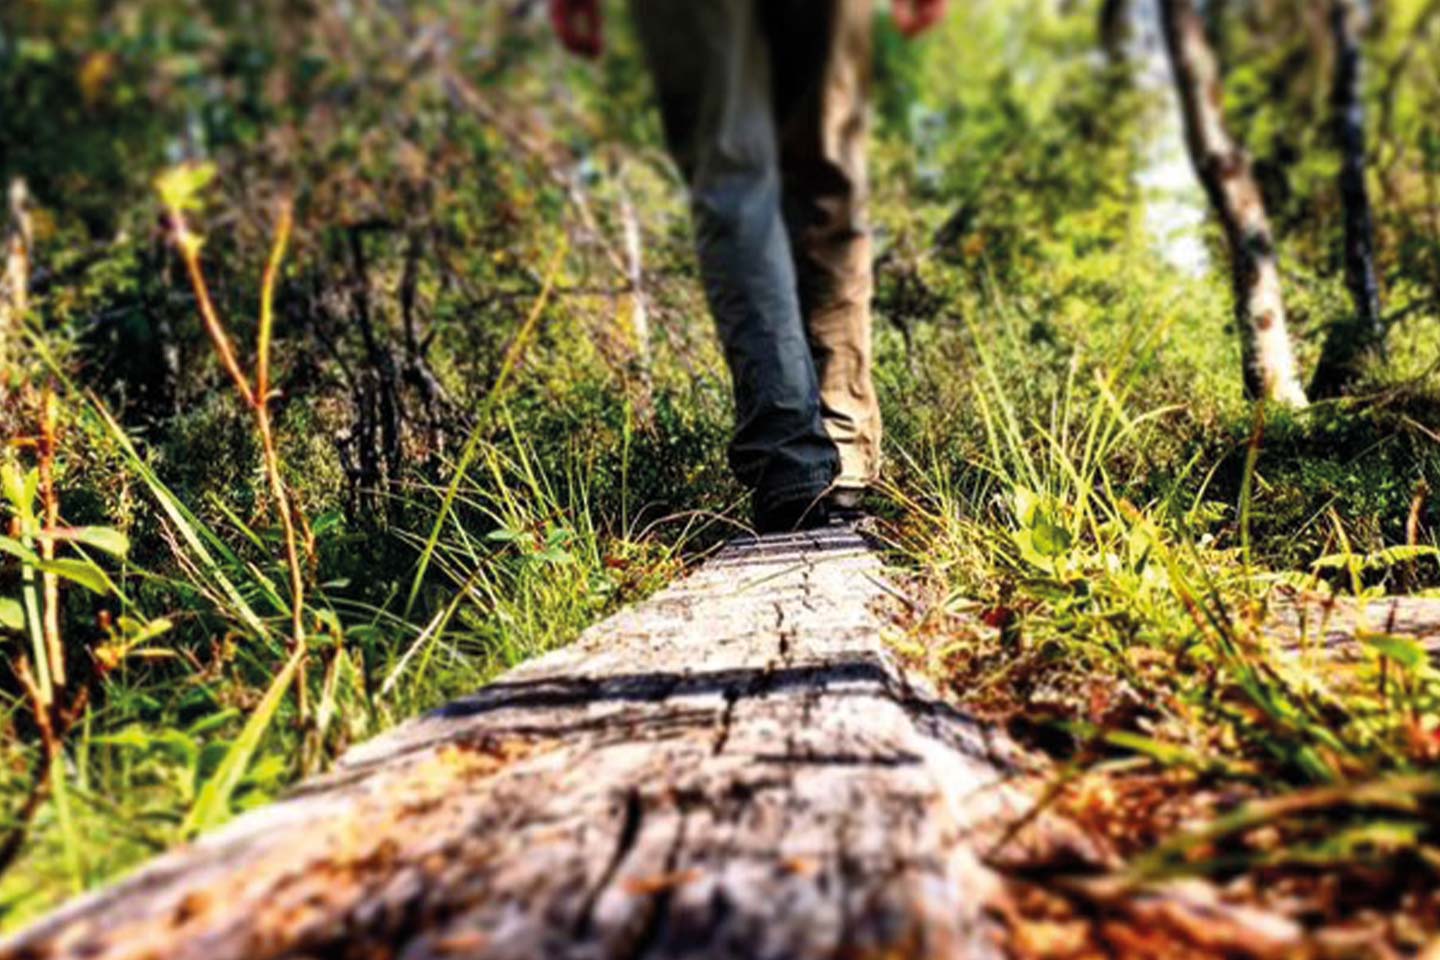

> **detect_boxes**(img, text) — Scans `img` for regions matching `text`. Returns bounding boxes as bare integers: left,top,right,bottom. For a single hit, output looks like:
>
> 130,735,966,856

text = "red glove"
892,0,948,37
550,0,603,58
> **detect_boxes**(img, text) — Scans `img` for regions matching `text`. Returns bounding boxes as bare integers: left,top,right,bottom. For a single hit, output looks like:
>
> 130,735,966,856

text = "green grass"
0,380,705,926
876,248,1440,929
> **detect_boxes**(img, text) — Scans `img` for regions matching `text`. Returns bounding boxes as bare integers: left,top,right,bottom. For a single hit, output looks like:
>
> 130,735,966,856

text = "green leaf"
37,558,114,595
0,536,38,565
1013,487,1041,527
55,526,130,558
1103,729,1210,769
186,709,240,738
1031,519,1073,558
0,465,37,522
1360,633,1428,670
311,510,343,537
0,597,23,632
537,548,575,566
1360,545,1440,571
87,727,155,750
118,615,174,645
154,162,217,212
1012,529,1046,569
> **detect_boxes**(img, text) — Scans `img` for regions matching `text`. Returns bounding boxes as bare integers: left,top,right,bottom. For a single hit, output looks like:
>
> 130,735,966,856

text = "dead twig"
163,191,311,726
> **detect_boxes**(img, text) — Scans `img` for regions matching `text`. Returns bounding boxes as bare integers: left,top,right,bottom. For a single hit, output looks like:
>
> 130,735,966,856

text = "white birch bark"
1158,0,1310,406
3,180,33,370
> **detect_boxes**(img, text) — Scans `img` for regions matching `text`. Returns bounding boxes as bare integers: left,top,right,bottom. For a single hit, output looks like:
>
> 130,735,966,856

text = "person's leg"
767,0,882,495
628,0,839,520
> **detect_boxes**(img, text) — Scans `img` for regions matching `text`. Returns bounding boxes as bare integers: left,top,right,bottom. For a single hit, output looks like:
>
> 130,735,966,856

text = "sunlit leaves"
51,526,130,558
0,598,23,632
154,163,218,258
154,163,217,214
1010,487,1075,569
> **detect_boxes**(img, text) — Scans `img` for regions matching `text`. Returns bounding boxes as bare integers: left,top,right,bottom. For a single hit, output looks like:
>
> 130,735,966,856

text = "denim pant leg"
629,0,840,509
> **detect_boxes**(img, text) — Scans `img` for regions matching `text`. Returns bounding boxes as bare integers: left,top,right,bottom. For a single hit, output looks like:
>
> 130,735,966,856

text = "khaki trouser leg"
769,0,882,488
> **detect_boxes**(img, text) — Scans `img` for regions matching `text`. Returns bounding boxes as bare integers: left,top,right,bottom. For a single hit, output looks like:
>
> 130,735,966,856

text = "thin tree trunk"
1099,0,1132,65
3,180,33,372
1158,0,1309,406
617,183,652,379
1312,0,1385,397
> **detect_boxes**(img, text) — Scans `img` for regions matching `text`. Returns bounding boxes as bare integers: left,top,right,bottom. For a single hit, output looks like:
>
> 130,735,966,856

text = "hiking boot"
754,494,830,534
825,484,868,523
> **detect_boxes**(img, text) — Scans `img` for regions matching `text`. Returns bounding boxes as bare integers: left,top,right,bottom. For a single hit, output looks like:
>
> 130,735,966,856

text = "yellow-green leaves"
1,455,130,632
154,162,217,214
1359,633,1429,670
33,558,114,596
53,526,130,558
1011,486,1074,569
155,162,218,257
2,462,38,520
0,597,22,631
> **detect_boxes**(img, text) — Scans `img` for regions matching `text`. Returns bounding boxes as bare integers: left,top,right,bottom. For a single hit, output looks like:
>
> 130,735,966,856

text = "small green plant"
889,270,1440,920
0,390,132,892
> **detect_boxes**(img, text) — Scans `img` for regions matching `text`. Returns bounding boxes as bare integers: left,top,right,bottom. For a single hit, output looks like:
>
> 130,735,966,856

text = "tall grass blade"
90,401,277,644
404,237,568,617
49,756,82,892
183,643,305,836
1238,403,1265,573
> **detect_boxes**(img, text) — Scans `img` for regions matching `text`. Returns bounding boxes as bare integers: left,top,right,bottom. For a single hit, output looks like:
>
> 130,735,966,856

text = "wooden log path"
11,527,1440,960
2,527,1043,960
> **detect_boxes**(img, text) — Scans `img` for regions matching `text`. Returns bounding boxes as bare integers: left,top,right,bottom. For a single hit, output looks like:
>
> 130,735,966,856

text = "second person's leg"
629,0,839,520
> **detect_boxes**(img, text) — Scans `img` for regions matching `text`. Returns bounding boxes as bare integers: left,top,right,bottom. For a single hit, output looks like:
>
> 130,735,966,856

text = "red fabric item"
891,0,947,37
549,0,603,58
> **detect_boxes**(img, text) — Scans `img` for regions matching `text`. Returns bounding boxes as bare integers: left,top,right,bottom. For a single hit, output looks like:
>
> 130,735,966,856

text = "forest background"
2,0,1440,949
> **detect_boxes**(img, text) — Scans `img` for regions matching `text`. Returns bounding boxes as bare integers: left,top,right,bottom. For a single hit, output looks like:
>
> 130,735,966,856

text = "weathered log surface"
4,527,1035,960
1269,593,1440,662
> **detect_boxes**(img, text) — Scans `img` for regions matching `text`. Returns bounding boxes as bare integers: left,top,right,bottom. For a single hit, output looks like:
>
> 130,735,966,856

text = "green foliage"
1,0,1439,936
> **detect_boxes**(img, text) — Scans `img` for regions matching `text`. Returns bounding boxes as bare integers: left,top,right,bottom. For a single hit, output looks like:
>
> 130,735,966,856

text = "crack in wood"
711,686,741,756
574,787,646,938
615,807,691,960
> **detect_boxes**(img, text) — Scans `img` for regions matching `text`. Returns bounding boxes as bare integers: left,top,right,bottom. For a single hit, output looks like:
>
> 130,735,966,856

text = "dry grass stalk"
163,194,310,720
39,388,63,689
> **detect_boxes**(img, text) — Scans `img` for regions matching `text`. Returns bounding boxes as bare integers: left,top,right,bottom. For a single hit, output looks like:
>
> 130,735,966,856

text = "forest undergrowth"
2,0,1440,952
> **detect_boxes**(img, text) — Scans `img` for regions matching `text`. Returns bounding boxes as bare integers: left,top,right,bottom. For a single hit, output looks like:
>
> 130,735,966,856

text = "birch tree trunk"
1312,0,1385,397
1115,0,1213,277
2,180,33,372
1158,0,1310,406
